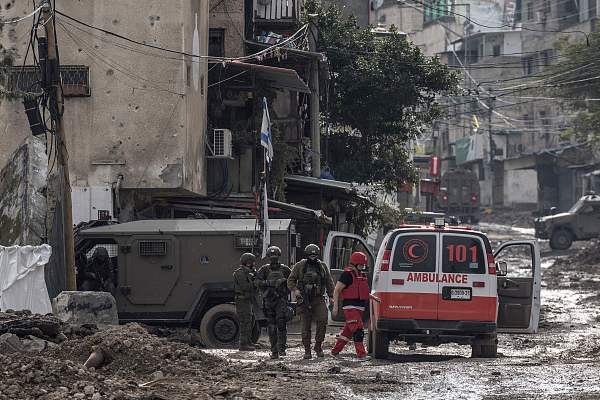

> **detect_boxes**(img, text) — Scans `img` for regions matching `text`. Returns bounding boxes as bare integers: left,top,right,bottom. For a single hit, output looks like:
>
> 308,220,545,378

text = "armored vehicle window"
392,235,436,272
139,241,167,256
442,235,485,274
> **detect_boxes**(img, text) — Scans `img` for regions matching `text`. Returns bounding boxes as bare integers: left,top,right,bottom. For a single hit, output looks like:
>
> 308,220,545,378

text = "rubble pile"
0,313,335,400
479,209,534,228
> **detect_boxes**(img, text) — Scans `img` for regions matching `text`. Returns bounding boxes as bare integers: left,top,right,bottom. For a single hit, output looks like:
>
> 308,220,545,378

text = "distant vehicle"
436,169,481,224
535,193,600,250
75,218,297,347
323,220,541,359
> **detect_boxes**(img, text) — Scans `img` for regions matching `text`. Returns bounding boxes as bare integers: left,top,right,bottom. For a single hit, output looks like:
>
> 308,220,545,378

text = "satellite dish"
372,0,384,10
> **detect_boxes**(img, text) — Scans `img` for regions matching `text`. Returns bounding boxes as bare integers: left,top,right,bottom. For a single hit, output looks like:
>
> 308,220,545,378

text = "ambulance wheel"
550,229,573,250
372,327,389,359
480,343,498,358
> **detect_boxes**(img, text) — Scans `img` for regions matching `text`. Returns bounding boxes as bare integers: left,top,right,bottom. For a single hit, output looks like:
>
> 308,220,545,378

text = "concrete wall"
504,169,538,206
0,138,47,246
210,0,245,57
0,0,209,195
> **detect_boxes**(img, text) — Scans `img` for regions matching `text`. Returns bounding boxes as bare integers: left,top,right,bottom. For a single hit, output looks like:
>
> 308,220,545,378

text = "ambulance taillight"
487,253,496,274
380,250,392,271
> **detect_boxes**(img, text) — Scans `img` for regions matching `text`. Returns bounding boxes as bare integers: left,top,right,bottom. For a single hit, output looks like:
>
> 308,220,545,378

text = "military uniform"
288,245,334,359
256,260,291,358
233,253,258,351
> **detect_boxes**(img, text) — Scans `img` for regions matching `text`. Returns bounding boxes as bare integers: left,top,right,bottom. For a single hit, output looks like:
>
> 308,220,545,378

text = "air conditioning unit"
211,129,233,158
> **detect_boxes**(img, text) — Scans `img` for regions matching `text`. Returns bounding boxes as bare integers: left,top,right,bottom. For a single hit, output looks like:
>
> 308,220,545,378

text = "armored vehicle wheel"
550,229,573,250
371,326,389,359
199,304,239,348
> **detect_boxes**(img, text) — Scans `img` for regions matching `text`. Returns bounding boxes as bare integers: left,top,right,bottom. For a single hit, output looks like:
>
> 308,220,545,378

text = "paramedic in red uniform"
331,251,370,358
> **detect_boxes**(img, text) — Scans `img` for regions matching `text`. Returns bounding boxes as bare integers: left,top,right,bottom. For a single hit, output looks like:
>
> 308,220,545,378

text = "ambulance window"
442,235,485,274
495,244,534,278
392,235,436,272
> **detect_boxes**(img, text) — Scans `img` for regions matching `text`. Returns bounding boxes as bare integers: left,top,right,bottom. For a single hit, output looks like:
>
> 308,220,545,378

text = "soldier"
288,244,335,359
233,252,258,351
256,246,292,359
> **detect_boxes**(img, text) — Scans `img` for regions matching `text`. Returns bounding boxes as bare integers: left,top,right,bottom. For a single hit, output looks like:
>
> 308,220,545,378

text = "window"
138,241,167,256
493,44,501,57
5,65,90,97
424,0,450,23
523,57,538,75
442,235,485,274
392,234,436,272
527,2,534,20
209,29,225,57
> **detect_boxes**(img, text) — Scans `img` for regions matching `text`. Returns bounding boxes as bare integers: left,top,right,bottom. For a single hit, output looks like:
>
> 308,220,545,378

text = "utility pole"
487,94,496,208
42,1,76,290
308,16,321,178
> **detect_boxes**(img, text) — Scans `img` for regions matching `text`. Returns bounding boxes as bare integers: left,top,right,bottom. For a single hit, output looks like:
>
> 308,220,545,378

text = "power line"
55,9,310,63
0,5,43,25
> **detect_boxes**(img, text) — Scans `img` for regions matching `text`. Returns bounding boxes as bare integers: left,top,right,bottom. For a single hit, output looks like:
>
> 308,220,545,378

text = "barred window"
4,65,90,97
138,241,168,256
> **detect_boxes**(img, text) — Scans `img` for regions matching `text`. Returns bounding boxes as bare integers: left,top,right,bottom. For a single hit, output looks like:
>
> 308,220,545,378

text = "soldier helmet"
304,244,320,257
240,252,256,266
266,246,281,258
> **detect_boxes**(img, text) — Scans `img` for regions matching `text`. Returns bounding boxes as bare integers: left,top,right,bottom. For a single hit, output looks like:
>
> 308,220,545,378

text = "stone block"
0,333,23,354
52,291,119,326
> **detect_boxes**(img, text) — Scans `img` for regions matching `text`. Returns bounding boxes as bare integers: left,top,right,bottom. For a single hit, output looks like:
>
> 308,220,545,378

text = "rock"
0,333,23,354
492,371,501,376
52,292,118,326
151,371,165,381
92,393,102,400
21,336,58,352
84,385,95,395
73,393,85,399
327,366,341,374
430,370,441,375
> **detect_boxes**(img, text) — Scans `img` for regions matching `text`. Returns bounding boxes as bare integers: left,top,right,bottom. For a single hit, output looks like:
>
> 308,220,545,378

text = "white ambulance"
324,219,541,359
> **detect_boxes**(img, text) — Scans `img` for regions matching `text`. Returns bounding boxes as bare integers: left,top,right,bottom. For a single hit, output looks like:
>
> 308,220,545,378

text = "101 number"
447,244,478,263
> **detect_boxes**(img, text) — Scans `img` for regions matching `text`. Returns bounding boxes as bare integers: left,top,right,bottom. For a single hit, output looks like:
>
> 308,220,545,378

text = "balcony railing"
255,0,298,22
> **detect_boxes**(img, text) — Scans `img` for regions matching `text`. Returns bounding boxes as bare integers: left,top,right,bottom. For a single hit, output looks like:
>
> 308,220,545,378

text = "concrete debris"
52,291,119,326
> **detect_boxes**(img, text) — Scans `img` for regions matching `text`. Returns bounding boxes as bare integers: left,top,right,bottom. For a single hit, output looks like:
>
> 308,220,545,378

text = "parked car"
75,218,298,347
534,193,600,250
323,219,541,358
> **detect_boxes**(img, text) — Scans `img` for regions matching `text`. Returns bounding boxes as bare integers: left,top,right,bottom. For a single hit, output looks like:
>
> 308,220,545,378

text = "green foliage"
302,1,458,190
549,34,600,149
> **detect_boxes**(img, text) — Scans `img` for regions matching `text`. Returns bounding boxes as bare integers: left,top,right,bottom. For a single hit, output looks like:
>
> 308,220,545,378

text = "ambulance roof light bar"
434,217,446,228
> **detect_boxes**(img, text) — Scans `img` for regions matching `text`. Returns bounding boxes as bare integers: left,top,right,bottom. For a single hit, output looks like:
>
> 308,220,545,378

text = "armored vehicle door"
577,203,600,237
323,232,375,325
121,235,180,305
495,240,541,334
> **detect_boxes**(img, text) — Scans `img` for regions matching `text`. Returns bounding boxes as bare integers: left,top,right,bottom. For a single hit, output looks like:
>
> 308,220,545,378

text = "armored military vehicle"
535,193,600,250
75,218,297,347
436,169,481,224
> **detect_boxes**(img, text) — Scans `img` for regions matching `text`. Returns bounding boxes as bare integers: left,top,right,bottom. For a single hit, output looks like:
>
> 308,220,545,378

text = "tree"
548,34,600,149
303,1,457,190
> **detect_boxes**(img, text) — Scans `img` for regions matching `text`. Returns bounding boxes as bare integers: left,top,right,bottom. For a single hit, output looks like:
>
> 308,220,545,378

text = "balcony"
254,0,299,28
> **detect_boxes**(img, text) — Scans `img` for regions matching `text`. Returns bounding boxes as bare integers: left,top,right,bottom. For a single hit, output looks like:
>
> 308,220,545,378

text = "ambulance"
324,218,541,359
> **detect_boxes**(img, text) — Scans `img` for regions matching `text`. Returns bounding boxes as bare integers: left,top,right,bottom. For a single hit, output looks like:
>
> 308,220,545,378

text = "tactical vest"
264,264,288,298
341,268,370,301
234,266,256,298
300,260,327,296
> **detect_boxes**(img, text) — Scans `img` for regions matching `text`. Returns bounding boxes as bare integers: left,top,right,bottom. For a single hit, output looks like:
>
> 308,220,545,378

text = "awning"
285,175,372,202
228,61,310,93
269,199,332,224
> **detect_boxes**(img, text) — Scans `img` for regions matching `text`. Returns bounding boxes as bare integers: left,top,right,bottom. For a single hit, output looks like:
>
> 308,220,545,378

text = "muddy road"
207,224,600,400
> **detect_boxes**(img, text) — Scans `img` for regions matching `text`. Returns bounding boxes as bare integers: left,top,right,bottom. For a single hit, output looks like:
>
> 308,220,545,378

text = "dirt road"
206,223,600,400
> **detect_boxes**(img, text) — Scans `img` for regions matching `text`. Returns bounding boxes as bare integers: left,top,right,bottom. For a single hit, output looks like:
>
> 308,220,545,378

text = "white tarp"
0,245,52,314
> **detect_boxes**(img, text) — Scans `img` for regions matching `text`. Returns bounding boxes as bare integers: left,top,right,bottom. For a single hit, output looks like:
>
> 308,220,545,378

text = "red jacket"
341,267,370,301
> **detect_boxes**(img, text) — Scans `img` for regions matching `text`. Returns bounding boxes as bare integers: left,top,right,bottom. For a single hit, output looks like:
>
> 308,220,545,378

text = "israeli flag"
260,97,274,166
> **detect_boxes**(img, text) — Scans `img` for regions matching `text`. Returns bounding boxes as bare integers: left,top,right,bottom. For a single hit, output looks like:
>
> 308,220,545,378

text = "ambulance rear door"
323,232,375,325
494,240,541,333
377,232,440,321
438,233,495,322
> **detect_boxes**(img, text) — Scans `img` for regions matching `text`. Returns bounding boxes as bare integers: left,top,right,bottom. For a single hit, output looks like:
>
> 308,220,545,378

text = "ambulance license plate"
449,288,472,300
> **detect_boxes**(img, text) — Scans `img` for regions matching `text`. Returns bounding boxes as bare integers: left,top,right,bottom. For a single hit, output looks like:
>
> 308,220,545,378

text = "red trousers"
331,308,367,357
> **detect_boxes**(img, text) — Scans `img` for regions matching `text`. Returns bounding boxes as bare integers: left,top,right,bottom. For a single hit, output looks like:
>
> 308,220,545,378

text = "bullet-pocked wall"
0,0,209,195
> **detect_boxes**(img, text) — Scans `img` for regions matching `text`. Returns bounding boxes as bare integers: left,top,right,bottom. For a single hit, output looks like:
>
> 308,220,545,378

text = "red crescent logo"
403,238,428,264
408,244,418,259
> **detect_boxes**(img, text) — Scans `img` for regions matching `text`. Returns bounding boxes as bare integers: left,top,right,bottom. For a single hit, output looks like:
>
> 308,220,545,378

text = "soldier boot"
314,342,325,358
